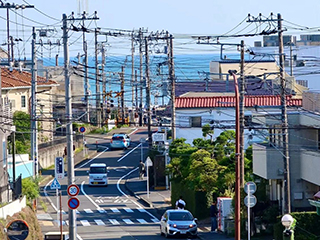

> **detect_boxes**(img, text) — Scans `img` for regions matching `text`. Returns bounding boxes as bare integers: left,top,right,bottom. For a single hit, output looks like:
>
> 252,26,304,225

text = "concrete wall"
0,196,26,219
38,136,82,169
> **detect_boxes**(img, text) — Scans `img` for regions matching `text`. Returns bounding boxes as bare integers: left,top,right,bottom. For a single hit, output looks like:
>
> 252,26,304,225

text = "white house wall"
176,108,260,147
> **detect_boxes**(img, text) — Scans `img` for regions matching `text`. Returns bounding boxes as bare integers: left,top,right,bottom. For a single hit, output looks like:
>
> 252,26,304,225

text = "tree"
12,111,31,154
202,123,214,142
187,149,226,193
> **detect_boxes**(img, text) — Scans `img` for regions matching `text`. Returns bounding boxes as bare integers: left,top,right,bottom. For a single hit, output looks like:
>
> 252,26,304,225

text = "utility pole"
63,13,76,240
131,32,135,125
82,11,90,123
167,34,176,140
139,28,144,127
11,131,15,199
101,44,106,124
278,13,291,214
0,3,34,64
239,40,245,187
95,28,101,127
145,37,152,147
135,69,138,118
31,27,38,177
289,38,293,76
121,65,125,125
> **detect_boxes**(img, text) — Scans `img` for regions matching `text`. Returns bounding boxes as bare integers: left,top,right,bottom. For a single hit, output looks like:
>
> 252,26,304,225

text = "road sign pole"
147,163,149,199
248,190,251,240
56,188,59,223
60,190,63,239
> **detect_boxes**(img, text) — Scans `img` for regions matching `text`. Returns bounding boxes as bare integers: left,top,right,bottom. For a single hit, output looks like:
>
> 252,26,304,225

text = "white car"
160,209,198,238
87,163,108,186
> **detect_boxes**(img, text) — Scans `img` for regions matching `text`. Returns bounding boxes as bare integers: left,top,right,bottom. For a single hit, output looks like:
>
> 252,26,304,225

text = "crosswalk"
50,207,160,227
58,207,155,216
57,217,159,227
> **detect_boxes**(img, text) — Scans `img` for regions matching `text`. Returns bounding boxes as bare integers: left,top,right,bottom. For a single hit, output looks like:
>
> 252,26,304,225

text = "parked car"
110,133,131,149
160,209,198,238
87,163,108,186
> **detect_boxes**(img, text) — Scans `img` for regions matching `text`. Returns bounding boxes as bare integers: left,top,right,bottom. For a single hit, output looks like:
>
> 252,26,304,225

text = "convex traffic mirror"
6,219,29,240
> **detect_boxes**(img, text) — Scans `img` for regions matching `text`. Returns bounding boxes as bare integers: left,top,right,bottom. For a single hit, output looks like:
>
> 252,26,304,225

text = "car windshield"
169,212,193,221
112,136,124,140
90,167,106,173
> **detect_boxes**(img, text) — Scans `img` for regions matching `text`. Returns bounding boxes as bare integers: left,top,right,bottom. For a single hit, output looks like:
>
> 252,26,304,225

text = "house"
0,94,13,202
1,68,58,143
175,93,302,146
44,65,86,124
253,91,320,212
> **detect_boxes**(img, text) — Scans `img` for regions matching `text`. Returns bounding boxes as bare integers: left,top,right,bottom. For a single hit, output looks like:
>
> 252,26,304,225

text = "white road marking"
65,220,69,226
76,210,80,214
151,219,160,223
80,220,91,226
80,182,100,209
111,208,120,213
109,219,120,225
94,219,105,226
138,208,147,212
205,227,211,231
117,144,141,162
124,207,133,213
123,219,134,224
97,208,106,213
137,219,147,224
84,209,93,213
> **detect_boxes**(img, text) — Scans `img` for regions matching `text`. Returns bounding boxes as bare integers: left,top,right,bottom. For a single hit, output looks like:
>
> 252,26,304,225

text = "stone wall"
38,135,82,169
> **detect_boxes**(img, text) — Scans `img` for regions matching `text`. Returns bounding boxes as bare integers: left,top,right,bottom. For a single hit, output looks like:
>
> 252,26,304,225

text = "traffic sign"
67,184,80,197
79,126,86,133
244,195,257,208
55,157,64,180
145,156,153,167
244,181,257,194
68,197,80,210
50,178,61,190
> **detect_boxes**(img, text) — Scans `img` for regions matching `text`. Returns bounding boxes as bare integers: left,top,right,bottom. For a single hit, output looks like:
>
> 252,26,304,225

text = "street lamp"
281,214,296,240
164,141,169,190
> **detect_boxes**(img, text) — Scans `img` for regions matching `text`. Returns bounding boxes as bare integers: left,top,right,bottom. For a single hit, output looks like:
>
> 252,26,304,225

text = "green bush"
22,177,39,203
273,212,320,240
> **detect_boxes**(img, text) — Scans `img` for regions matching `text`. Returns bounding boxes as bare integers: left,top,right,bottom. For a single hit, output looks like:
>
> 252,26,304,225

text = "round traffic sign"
244,181,257,194
244,195,257,208
79,126,86,133
68,197,80,210
67,184,80,197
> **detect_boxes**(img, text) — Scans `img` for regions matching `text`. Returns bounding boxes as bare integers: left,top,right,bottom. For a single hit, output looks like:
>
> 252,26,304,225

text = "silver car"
160,209,198,238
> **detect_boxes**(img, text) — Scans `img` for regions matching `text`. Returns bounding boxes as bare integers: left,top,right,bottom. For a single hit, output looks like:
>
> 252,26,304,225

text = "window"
21,96,26,108
191,116,201,127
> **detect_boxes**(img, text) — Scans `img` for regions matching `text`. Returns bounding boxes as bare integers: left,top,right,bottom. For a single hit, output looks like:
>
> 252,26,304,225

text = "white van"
87,163,108,186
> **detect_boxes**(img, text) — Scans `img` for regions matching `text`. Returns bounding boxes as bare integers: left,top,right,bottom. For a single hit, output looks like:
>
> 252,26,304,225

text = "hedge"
273,212,320,240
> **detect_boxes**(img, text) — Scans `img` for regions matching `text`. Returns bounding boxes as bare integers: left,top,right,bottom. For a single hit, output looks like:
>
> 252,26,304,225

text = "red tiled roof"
1,68,57,88
175,95,302,108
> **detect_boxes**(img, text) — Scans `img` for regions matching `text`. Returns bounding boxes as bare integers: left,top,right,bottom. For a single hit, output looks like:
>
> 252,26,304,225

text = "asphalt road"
42,128,182,240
